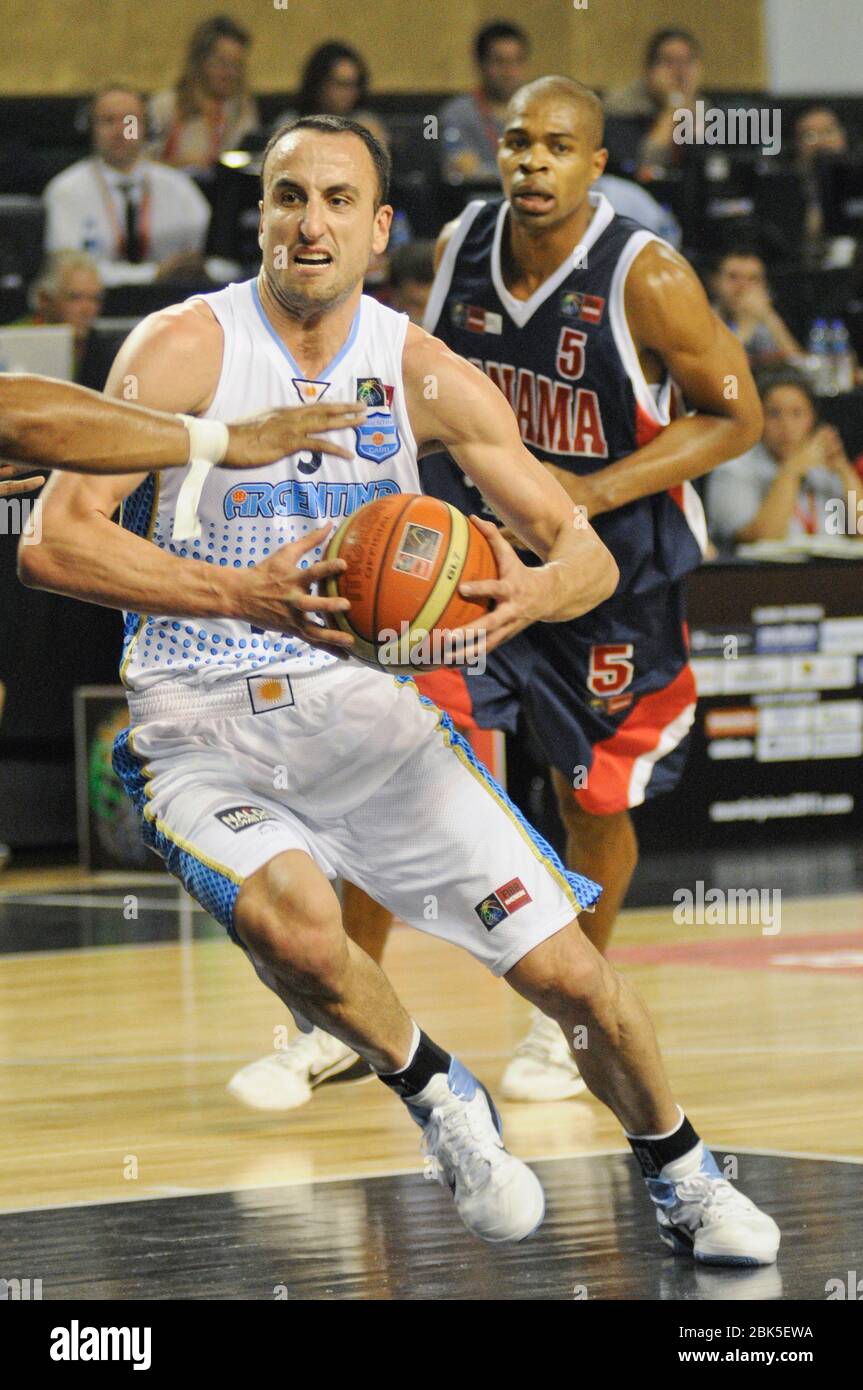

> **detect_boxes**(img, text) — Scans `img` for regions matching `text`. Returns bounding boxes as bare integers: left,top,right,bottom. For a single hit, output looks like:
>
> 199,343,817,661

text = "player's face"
762,385,817,461
259,132,392,317
497,97,606,232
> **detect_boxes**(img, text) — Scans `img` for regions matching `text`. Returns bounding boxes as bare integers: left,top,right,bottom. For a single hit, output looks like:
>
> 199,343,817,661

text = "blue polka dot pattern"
112,729,242,941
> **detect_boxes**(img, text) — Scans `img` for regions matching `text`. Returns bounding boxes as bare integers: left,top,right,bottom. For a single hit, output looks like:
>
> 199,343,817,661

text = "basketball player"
243,78,765,1111
0,372,367,495
22,115,779,1261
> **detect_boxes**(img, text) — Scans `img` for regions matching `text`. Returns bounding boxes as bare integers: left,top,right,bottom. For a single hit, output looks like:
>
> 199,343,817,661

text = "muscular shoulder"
106,298,224,412
624,238,713,351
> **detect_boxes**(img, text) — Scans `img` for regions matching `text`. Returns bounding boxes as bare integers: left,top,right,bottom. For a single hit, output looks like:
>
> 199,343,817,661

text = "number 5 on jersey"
587,643,635,697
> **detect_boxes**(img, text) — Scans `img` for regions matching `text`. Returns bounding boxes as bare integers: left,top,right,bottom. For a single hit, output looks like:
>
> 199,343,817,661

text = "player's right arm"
17,304,355,653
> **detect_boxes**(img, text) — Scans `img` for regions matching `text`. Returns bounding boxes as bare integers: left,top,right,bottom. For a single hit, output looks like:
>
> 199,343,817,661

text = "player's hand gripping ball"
324,494,497,672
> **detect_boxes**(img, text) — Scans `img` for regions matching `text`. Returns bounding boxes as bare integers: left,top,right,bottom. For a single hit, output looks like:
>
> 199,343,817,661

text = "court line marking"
0,1145,860,1219
2,1042,863,1068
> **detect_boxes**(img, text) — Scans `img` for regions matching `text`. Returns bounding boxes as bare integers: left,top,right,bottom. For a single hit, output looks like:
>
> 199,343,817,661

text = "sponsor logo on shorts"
474,877,532,930
497,877,532,914
475,892,508,929
216,805,279,833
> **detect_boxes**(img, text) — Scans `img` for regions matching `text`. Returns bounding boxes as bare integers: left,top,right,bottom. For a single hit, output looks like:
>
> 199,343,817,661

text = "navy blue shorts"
415,581,697,816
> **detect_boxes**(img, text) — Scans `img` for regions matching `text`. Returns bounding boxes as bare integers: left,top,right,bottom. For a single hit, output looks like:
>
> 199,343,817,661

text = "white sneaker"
227,1027,373,1111
501,1010,588,1102
407,1057,545,1243
648,1146,781,1266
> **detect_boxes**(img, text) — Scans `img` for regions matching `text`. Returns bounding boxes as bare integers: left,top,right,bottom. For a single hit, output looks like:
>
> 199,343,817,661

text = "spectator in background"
605,27,705,180
711,249,802,371
795,105,856,268
149,15,260,170
22,252,103,379
275,43,389,149
388,240,436,324
706,371,859,548
439,21,530,184
594,171,681,246
43,85,211,287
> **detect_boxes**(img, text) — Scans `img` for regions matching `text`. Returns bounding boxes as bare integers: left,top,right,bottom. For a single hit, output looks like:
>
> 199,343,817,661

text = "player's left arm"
551,241,764,518
403,326,619,647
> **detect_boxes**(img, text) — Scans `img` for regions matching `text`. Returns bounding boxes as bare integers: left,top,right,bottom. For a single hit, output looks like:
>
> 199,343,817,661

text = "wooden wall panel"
1,0,765,96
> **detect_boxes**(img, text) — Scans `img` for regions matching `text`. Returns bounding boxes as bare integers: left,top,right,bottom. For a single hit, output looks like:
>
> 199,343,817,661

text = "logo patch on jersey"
247,673,295,714
559,291,605,325
216,804,280,833
356,376,394,408
475,892,508,930
393,522,442,578
451,301,502,335
354,411,400,463
292,378,331,404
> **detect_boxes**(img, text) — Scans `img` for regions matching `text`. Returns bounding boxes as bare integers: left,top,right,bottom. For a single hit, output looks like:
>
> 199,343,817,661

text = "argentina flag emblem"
354,411,400,463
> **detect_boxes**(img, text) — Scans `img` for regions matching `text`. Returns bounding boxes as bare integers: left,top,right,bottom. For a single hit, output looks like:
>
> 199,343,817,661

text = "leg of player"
506,925,781,1265
226,879,390,1111
501,776,638,1103
552,780,639,957
232,849,545,1243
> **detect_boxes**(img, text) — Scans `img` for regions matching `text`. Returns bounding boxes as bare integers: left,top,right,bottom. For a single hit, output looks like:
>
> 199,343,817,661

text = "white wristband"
172,414,230,543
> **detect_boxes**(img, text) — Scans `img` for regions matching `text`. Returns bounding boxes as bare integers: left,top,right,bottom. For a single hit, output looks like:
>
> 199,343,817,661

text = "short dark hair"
646,27,701,68
389,240,436,288
714,244,765,272
261,114,391,208
297,41,370,116
756,367,818,413
475,21,530,66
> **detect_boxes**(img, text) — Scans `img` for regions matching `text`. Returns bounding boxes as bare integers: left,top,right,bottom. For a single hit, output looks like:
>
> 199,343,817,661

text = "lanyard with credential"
91,159,152,261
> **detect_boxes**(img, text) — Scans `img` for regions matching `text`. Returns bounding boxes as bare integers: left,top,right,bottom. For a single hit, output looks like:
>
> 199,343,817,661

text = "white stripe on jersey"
120,282,420,696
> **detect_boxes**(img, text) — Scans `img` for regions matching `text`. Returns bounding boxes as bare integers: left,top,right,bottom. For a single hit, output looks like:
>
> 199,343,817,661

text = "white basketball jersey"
119,280,420,695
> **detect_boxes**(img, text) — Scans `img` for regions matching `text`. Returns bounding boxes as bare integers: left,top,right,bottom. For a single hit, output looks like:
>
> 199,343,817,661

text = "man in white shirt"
43,85,212,287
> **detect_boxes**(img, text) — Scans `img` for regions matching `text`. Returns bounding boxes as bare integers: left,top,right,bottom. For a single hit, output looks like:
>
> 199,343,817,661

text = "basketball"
324,494,498,670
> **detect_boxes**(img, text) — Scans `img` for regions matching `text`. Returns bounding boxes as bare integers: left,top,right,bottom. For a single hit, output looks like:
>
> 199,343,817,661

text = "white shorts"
114,663,600,975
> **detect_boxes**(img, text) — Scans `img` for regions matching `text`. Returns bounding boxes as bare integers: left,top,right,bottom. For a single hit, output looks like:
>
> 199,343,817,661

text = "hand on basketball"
237,524,355,659
0,463,46,496
222,403,369,468
449,516,548,659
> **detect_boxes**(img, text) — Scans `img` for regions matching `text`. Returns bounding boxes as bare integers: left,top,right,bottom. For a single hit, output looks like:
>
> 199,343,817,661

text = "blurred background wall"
0,0,766,95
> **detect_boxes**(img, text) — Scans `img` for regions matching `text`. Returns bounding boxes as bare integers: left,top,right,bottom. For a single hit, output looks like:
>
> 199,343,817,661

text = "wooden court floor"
1,869,861,1217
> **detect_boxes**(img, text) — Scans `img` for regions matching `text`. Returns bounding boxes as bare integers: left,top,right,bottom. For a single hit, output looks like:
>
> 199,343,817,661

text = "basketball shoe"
407,1056,545,1242
501,1009,588,1101
227,1027,373,1111
647,1145,781,1265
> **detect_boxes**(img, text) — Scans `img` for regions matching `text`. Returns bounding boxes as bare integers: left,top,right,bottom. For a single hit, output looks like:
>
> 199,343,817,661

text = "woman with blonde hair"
149,14,260,171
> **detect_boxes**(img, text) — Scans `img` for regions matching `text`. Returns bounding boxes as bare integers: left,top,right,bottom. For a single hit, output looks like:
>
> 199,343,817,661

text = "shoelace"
423,1096,500,1195
267,1031,334,1073
673,1174,756,1223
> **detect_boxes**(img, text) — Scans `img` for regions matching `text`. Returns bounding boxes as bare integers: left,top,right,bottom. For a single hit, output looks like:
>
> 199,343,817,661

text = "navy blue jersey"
422,191,707,595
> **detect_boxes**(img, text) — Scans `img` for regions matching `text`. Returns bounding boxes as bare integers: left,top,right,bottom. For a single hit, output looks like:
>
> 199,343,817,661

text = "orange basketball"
324,494,498,671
